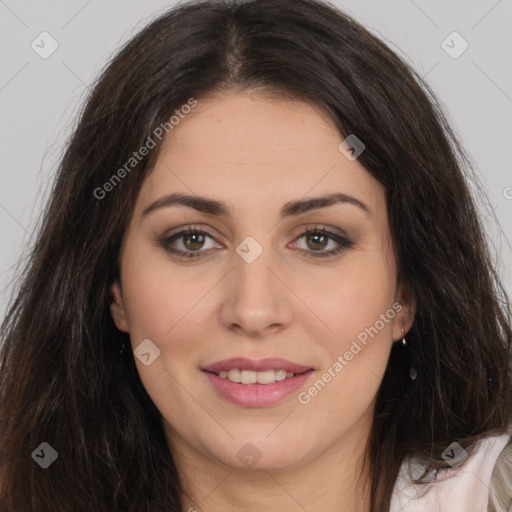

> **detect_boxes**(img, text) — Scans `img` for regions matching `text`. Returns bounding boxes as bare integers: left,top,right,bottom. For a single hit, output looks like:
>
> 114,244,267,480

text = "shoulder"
390,426,512,512
488,436,512,512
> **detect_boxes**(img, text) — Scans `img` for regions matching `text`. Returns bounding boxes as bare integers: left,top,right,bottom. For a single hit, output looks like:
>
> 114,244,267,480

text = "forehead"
169,91,338,154
137,91,385,218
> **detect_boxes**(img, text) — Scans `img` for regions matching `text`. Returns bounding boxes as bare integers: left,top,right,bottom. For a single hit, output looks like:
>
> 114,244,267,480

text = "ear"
109,280,130,333
392,282,416,342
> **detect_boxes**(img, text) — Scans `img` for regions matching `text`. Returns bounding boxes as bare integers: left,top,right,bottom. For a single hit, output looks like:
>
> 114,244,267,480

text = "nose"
219,240,294,338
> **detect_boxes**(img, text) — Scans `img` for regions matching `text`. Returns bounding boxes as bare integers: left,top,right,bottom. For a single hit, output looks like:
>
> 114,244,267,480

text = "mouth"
201,356,313,375
204,368,307,384
201,357,315,407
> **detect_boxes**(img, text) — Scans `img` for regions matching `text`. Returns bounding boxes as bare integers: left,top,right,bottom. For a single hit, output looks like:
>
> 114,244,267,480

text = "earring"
119,338,126,357
401,329,417,381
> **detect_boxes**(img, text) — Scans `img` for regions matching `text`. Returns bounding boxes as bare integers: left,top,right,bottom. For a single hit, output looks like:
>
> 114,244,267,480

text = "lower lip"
203,370,314,407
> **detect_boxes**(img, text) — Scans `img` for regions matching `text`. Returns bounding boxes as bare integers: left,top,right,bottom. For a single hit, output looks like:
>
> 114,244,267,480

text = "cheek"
120,246,213,344
296,249,396,347
119,250,210,406
294,250,396,409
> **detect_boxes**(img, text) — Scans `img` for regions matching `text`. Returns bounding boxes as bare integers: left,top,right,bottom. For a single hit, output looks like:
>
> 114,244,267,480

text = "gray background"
1,0,511,324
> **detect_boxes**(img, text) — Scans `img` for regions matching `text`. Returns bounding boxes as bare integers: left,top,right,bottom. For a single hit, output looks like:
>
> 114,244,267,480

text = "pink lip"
203,371,314,407
201,357,313,374
201,357,315,407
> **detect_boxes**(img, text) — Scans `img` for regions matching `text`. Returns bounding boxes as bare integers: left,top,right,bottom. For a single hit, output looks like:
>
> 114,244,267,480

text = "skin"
110,90,415,512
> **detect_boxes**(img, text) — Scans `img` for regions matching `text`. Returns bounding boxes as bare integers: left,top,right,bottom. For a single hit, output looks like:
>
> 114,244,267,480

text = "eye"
159,224,353,260
159,226,220,259
290,225,353,258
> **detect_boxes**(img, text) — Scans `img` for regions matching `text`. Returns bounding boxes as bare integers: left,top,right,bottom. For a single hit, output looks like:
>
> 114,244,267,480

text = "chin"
206,433,312,472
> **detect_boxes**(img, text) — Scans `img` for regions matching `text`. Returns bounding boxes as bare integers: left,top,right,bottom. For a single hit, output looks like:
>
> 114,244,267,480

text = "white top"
390,429,512,512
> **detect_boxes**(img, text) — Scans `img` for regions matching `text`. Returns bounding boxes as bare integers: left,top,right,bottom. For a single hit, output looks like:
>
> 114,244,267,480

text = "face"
110,90,415,474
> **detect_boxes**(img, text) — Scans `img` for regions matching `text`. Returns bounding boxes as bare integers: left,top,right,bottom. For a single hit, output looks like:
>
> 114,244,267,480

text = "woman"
1,0,511,511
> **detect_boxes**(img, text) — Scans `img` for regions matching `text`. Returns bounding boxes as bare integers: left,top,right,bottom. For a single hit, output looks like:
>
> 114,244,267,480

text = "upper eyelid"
161,225,350,252
162,224,348,242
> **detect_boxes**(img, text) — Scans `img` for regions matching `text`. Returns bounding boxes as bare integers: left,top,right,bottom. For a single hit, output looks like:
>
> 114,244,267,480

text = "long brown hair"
1,1,511,510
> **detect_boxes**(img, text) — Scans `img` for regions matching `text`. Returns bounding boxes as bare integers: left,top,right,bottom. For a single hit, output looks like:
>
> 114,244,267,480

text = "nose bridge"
220,233,292,335
233,233,277,304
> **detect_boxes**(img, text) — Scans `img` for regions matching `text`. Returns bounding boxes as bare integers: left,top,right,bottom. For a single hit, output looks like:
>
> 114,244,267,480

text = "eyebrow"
141,192,371,219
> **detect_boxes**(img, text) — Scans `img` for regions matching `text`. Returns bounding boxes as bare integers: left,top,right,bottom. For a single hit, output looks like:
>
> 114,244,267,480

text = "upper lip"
201,357,313,374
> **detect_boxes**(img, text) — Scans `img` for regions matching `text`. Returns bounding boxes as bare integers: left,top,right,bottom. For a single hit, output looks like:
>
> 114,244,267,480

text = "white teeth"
256,370,275,384
275,370,287,381
227,369,241,383
240,370,257,384
218,369,296,384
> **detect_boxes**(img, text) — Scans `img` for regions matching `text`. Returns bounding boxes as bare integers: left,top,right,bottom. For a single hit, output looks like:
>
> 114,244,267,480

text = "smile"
201,357,315,407
217,368,295,384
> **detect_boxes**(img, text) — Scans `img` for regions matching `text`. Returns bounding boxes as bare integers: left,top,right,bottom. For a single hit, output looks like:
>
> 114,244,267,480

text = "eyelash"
159,225,353,260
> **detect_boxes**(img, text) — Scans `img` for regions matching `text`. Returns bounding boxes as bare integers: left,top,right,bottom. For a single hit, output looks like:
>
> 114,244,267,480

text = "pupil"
308,233,326,250
185,233,205,250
